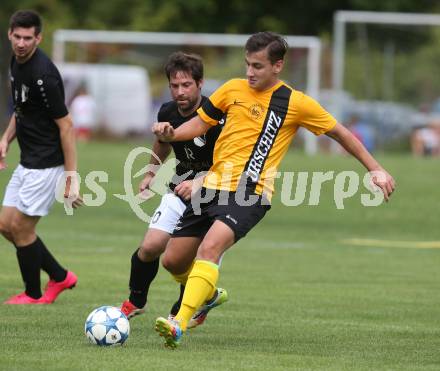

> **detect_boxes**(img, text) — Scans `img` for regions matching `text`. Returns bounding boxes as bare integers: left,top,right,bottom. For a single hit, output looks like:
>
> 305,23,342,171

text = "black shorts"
172,187,271,242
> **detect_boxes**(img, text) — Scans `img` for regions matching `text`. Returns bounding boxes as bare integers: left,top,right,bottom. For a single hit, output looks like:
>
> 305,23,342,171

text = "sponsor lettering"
246,111,282,182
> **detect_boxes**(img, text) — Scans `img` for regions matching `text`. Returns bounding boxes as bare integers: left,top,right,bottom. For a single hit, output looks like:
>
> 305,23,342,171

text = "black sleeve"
41,74,69,119
201,98,225,122
157,104,166,122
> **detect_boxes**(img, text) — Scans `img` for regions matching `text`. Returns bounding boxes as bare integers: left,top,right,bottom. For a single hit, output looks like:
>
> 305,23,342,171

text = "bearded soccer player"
120,52,227,327
0,10,82,304
152,31,396,348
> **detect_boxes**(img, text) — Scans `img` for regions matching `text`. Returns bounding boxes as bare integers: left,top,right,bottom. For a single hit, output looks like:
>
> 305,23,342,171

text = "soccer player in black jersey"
120,52,227,326
0,10,82,304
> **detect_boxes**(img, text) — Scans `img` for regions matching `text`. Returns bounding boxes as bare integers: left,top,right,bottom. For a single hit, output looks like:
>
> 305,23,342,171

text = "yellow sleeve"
297,93,337,135
197,80,233,126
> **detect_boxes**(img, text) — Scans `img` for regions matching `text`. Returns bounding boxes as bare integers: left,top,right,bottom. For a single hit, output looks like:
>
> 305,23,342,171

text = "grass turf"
0,140,439,370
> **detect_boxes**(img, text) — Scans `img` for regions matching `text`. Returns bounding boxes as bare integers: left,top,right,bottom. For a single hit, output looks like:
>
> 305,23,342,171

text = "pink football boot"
42,271,77,303
4,292,47,305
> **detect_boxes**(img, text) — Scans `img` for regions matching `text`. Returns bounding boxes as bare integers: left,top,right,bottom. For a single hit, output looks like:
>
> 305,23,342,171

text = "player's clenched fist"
152,122,175,142
370,169,396,202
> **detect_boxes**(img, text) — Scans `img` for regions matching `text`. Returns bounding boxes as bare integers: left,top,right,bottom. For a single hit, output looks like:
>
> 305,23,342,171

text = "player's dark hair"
9,10,42,35
245,31,288,64
165,52,204,83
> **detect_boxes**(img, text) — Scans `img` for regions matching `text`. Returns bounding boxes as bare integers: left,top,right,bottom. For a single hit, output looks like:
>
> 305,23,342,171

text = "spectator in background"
346,114,375,153
411,119,440,157
70,85,96,141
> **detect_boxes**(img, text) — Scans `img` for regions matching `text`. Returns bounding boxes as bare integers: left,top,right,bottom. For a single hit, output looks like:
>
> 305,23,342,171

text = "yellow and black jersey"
197,78,337,198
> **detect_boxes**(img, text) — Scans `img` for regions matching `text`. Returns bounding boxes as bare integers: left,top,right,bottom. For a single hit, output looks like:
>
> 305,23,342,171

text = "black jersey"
10,48,68,169
157,96,223,191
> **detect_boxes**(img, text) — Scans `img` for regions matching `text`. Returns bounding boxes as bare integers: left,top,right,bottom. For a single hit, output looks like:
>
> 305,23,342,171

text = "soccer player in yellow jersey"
152,31,396,348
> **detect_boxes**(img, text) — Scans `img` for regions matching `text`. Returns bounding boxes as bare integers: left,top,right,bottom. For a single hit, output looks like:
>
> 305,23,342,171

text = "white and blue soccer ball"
85,306,130,346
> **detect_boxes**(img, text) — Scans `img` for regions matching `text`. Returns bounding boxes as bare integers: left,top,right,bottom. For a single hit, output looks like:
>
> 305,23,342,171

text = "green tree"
2,0,440,126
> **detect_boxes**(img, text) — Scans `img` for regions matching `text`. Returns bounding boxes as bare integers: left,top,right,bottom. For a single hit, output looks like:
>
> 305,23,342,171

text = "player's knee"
0,219,11,237
161,253,180,274
138,241,164,262
9,219,21,239
197,240,222,262
9,219,33,241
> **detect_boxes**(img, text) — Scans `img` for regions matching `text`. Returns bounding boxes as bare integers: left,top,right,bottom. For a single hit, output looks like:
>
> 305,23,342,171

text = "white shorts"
2,164,65,217
149,192,187,234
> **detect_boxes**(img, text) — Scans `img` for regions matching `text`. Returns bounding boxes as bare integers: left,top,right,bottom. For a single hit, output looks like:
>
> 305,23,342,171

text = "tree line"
1,0,439,121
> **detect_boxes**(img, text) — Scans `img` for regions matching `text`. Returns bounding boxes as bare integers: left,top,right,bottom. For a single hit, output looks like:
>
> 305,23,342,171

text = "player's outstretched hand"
64,175,84,209
71,196,84,209
371,169,396,202
152,122,174,142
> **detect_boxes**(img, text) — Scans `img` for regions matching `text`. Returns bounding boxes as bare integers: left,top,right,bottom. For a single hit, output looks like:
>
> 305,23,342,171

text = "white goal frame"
53,30,322,154
332,10,440,120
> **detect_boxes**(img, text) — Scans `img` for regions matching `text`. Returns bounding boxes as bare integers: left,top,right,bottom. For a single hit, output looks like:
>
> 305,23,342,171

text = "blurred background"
2,4,440,368
1,0,440,155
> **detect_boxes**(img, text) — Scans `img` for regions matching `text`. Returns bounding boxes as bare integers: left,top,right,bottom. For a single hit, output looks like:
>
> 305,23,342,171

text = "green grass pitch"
1,140,439,370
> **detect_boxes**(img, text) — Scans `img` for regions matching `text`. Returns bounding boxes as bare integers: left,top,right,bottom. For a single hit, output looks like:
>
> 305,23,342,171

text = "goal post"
332,10,440,122
53,30,322,154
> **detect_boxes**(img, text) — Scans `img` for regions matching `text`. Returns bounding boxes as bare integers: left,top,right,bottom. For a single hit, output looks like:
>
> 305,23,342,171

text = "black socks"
16,239,42,299
15,236,68,299
128,249,159,309
35,237,67,282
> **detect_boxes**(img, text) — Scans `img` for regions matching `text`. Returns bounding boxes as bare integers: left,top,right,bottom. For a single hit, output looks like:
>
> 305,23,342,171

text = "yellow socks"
175,260,219,331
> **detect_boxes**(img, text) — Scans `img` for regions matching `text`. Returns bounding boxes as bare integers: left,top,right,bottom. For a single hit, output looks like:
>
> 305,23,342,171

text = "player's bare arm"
55,114,83,208
139,138,172,196
0,115,17,170
152,115,210,142
326,122,396,201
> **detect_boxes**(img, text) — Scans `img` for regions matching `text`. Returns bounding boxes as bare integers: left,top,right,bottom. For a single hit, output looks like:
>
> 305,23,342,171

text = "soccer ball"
85,306,130,346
